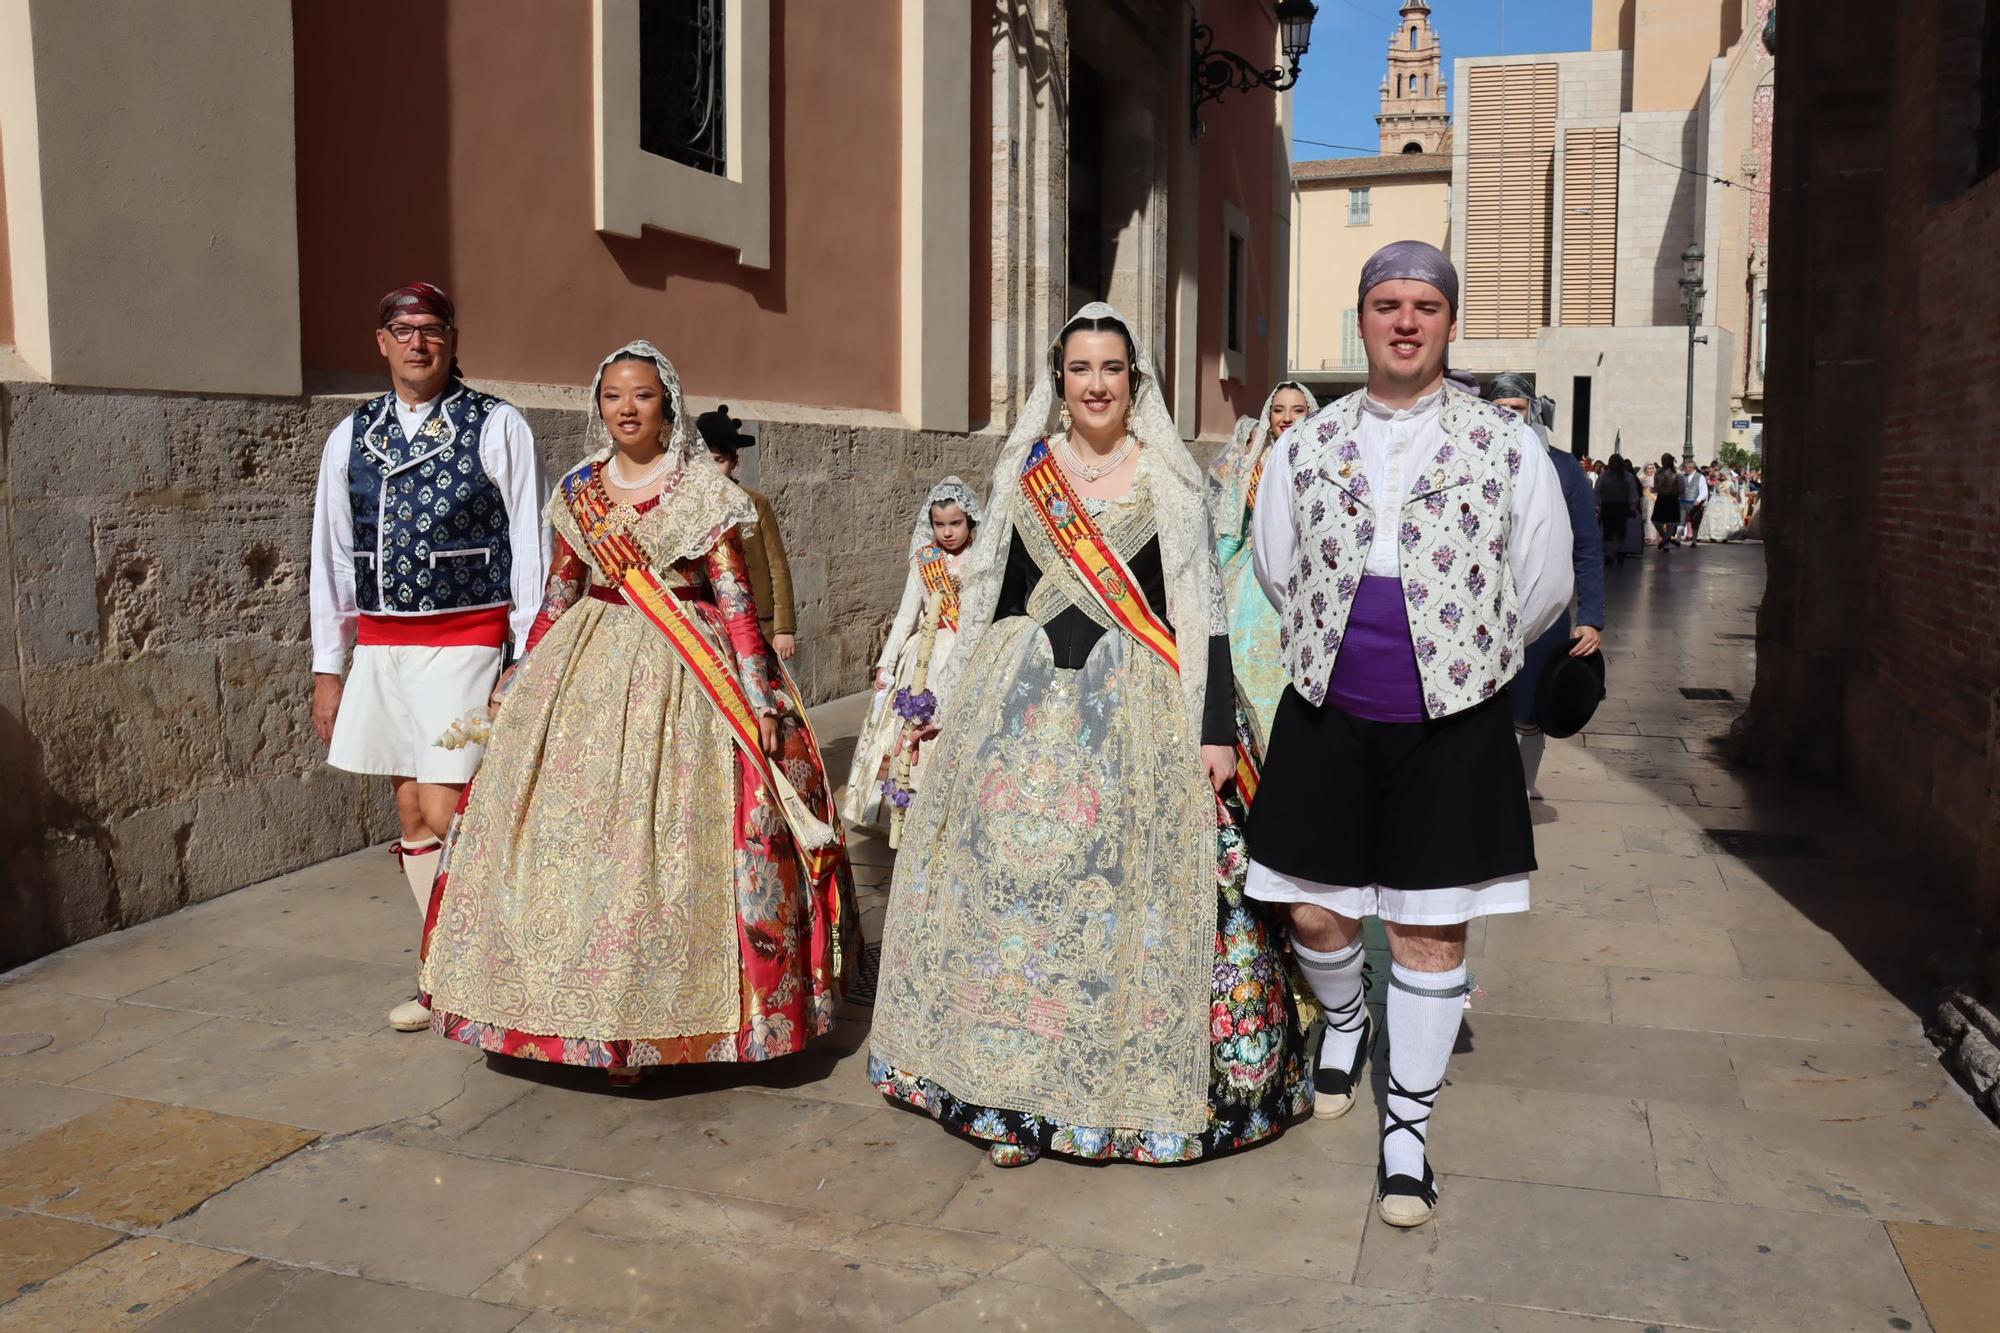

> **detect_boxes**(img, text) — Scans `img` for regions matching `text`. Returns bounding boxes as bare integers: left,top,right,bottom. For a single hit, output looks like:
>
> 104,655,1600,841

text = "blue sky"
1290,0,1592,158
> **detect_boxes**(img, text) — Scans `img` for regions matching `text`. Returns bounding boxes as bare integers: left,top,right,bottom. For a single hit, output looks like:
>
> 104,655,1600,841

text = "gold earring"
1059,402,1073,432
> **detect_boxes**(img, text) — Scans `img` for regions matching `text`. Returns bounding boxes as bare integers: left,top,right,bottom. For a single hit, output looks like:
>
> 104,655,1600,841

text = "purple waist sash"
1326,575,1426,723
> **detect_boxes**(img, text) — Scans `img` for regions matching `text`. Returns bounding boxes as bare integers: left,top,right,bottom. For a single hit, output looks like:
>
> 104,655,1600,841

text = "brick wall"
1744,2,2000,926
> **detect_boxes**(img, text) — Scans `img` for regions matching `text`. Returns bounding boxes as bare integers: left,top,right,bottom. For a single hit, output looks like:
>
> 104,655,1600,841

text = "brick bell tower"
1377,1,1449,153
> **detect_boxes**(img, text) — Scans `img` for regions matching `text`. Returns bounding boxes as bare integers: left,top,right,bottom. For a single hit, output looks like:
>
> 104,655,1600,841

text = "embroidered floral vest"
348,384,512,616
1277,389,1529,720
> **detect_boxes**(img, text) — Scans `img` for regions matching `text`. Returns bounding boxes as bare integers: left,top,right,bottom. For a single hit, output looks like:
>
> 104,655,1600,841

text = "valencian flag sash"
913,543,962,630
566,468,842,860
1018,440,1261,806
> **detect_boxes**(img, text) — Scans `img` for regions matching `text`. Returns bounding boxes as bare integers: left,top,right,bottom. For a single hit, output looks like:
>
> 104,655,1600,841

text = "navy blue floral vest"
347,384,512,615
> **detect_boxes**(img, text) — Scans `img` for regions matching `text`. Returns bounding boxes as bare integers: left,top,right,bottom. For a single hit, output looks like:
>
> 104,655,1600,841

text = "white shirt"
1683,471,1709,503
309,394,549,674
1251,387,1574,643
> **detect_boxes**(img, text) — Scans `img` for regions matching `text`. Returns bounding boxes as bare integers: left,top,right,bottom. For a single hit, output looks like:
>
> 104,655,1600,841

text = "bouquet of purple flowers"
892,687,937,727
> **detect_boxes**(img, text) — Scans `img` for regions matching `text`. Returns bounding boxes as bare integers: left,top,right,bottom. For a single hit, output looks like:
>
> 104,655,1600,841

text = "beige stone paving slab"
1610,970,1919,1044
1351,1174,1929,1332
1724,1034,1954,1118
122,946,418,1037
178,863,422,967
848,835,894,868
1622,827,1714,858
75,1016,485,1134
0,990,207,1085
1426,1085,1657,1195
474,1184,989,1332
1582,733,1694,753
1533,775,1701,806
1509,875,1661,923
1482,915,1742,977
1729,926,1903,988
162,1137,604,1298
933,1129,1376,1284
510,1314,642,1333
0,1080,118,1152
1463,959,1612,1024
1650,882,1851,933
1649,1097,2000,1228
1066,1249,1703,1332
1534,848,1731,896
0,925,237,1002
1886,1221,2000,1333
887,1247,1144,1331
0,1099,317,1228
455,1083,977,1225
0,1236,245,1333
137,1261,532,1332
0,1212,120,1302
1445,1012,1742,1106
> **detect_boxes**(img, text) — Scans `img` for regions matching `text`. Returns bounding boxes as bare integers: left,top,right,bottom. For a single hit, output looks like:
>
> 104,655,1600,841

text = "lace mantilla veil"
1208,380,1320,545
556,339,757,565
907,476,985,561
939,302,1227,742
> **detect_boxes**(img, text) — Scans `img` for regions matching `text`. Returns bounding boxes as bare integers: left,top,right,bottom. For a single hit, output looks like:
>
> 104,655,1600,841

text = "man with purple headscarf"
1242,240,1573,1227
308,282,548,1033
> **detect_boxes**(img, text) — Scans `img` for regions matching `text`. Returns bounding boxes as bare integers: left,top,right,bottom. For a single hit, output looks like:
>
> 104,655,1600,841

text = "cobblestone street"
1,545,1996,1331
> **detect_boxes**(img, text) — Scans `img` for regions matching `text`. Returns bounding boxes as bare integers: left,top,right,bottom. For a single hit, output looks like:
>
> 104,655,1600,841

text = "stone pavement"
2,544,1997,1331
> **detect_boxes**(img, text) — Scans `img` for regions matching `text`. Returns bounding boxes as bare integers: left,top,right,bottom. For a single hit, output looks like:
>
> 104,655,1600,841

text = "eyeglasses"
384,323,452,344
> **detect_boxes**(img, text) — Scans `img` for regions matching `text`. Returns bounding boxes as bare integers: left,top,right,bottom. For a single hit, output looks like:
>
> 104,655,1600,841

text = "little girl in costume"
840,478,983,841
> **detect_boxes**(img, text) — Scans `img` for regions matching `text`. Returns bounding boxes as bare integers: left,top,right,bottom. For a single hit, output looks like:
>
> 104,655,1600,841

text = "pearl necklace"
1059,432,1136,482
606,449,675,490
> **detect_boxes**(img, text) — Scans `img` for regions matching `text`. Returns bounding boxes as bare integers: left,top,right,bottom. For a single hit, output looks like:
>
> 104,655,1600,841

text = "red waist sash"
356,606,509,649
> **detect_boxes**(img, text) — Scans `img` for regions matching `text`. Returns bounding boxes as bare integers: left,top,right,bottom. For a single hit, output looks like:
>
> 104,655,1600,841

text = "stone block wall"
1,378,992,967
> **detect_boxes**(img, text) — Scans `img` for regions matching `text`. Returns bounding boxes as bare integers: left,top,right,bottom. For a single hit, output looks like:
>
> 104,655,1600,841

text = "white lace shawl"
940,302,1226,744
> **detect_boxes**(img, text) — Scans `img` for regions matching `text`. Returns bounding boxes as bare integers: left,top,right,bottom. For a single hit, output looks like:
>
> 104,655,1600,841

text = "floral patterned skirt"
871,810,1314,1165
419,601,857,1069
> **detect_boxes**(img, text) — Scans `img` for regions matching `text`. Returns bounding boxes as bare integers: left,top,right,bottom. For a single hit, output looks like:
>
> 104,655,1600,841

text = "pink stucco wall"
294,0,905,410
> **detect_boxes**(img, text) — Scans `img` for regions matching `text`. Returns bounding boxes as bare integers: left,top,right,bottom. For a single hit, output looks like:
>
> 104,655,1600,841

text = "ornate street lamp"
1191,1,1319,140
1679,241,1708,466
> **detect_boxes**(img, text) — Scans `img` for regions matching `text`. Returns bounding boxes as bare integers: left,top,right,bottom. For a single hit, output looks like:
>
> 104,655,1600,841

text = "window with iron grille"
1348,187,1371,225
640,0,726,176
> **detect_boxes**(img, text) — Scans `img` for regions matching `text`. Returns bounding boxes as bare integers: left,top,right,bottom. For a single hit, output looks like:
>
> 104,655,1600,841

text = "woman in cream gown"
419,341,856,1081
840,478,983,839
1697,468,1747,542
1207,381,1317,749
869,304,1312,1166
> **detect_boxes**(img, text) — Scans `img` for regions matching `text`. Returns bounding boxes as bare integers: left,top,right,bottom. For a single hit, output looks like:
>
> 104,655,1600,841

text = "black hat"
1536,646,1606,740
696,404,754,453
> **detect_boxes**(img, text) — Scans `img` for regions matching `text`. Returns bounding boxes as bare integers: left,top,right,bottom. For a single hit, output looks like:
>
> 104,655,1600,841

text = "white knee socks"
398,837,442,918
1515,727,1546,799
1295,938,1368,1069
1383,959,1468,1181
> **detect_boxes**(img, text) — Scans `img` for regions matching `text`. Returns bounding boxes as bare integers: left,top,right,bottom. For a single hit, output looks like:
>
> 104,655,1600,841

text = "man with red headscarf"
309,283,548,1032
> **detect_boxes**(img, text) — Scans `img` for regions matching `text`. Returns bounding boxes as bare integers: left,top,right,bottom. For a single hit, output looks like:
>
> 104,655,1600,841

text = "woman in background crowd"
1208,379,1318,748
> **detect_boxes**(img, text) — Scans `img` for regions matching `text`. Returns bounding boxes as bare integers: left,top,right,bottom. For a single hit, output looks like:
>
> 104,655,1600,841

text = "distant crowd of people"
1584,454,1760,562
